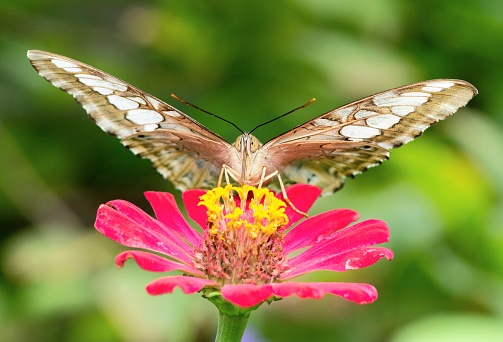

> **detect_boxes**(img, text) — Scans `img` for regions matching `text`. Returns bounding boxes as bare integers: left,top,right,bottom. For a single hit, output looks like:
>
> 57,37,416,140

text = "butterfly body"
227,134,264,186
28,50,477,194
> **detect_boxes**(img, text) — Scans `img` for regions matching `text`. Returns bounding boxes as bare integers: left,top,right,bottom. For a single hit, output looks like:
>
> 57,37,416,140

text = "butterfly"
28,50,477,205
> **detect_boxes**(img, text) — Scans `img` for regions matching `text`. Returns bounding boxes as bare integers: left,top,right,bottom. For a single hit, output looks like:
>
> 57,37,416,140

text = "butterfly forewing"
28,50,477,195
261,80,477,193
28,50,236,190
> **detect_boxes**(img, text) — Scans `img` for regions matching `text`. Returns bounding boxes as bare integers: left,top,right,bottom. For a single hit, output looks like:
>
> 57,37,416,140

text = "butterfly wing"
28,50,237,190
259,79,477,194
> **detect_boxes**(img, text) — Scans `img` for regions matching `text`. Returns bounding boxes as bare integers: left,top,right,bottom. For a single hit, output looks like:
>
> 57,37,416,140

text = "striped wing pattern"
28,50,234,190
28,50,477,194
261,80,477,193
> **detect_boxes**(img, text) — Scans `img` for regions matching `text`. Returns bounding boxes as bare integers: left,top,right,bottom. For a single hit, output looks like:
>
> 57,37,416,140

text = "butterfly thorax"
233,134,264,185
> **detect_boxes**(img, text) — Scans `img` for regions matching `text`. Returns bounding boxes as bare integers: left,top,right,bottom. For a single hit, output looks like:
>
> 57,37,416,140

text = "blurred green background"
1,0,503,341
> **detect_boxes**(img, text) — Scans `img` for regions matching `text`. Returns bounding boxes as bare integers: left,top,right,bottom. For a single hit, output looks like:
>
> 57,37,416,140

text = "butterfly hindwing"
261,80,477,193
28,50,235,190
29,50,477,195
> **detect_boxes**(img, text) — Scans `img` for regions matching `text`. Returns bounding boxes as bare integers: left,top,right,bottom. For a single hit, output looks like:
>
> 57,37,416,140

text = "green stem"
215,311,250,342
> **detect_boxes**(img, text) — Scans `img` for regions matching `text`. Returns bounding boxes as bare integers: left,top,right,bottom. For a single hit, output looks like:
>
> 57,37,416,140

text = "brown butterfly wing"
260,79,477,194
28,50,237,190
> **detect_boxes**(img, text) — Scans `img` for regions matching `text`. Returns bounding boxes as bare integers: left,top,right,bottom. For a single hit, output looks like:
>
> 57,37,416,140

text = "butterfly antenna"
171,94,245,134
249,98,316,134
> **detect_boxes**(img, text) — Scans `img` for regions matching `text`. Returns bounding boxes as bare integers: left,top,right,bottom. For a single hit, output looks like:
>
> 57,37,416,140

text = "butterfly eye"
249,136,261,153
234,136,243,150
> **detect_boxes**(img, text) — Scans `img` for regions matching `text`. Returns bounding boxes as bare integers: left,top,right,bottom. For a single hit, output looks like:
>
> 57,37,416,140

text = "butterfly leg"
218,165,231,187
257,165,269,188
218,164,241,187
275,173,308,217
257,166,308,217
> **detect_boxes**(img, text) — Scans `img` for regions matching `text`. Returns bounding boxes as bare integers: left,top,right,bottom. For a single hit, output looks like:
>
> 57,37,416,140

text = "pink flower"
95,184,393,310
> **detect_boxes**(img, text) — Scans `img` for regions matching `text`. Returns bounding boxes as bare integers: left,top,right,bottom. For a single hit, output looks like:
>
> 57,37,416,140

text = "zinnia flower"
94,184,393,313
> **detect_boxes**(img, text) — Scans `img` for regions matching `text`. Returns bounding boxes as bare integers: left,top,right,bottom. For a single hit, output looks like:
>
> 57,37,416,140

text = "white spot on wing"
334,105,356,120
374,95,429,107
51,58,78,69
75,74,102,80
162,110,183,118
146,95,163,110
63,67,82,73
400,92,432,97
128,96,147,105
107,95,140,110
421,86,443,92
314,118,342,127
391,106,415,116
366,114,400,129
372,91,395,105
79,77,128,91
126,109,164,124
426,81,455,89
340,125,380,139
143,124,159,131
93,87,114,95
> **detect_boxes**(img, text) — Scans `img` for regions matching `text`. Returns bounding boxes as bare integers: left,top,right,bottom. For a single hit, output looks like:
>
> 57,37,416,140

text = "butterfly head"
234,134,262,157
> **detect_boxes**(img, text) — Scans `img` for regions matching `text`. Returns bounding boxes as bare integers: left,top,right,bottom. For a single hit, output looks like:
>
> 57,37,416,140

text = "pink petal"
146,275,218,295
288,219,390,266
95,203,193,264
283,247,394,279
283,209,360,254
115,250,204,276
144,192,202,246
271,282,378,304
182,190,208,229
221,284,274,308
278,185,322,227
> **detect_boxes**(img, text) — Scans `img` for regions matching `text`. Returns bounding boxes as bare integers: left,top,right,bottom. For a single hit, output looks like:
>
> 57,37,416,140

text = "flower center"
194,185,288,285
